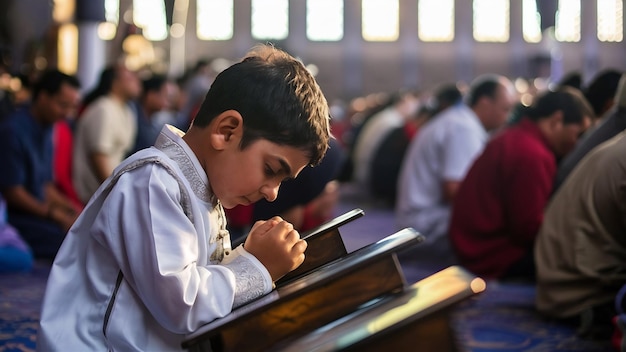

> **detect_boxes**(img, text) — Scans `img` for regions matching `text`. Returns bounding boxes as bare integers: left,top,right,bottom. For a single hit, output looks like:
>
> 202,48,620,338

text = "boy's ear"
210,110,243,150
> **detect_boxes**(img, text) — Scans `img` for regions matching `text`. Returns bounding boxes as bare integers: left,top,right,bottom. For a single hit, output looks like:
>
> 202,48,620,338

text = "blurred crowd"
0,54,624,344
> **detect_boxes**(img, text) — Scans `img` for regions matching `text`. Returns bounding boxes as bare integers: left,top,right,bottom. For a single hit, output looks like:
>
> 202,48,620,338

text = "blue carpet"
0,261,49,352
0,183,617,351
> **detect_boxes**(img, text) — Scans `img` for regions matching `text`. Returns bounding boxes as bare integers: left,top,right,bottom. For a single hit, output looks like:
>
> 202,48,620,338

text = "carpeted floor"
0,261,49,352
0,183,617,351
335,185,615,352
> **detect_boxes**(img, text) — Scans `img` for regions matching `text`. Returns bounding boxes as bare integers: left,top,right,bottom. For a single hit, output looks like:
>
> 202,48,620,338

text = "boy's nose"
261,183,280,202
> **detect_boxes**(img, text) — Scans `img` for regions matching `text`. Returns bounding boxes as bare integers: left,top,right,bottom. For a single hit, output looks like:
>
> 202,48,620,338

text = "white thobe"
38,125,273,351
395,103,487,267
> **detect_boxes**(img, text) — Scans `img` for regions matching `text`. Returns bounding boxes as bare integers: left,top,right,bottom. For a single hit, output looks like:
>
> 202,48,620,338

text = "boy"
37,45,331,351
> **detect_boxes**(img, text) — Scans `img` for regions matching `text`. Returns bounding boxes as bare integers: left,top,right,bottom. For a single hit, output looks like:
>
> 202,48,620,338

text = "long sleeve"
92,163,271,334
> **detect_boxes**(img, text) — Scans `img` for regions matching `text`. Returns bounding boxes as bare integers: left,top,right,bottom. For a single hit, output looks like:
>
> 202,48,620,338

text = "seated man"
73,64,141,203
395,74,515,271
535,131,626,340
0,70,82,259
449,88,593,280
553,73,626,192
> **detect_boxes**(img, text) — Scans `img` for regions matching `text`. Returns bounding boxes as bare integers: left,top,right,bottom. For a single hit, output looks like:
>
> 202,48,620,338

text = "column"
75,0,107,92
509,0,528,78
455,0,474,83
581,0,599,84
399,0,420,88
343,0,363,98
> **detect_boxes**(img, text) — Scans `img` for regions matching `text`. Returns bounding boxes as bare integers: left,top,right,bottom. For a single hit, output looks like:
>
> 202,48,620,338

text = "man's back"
395,103,487,270
449,119,556,279
73,96,137,203
396,103,486,232
536,131,626,319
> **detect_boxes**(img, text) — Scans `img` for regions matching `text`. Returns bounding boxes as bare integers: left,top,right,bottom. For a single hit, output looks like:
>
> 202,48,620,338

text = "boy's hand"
244,217,308,281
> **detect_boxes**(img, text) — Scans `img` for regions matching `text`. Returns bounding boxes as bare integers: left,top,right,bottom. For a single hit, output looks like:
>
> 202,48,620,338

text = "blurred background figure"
554,73,626,192
178,58,216,129
396,74,515,271
351,89,420,196
73,63,141,204
369,84,463,206
130,74,175,154
0,194,33,273
0,69,81,259
535,130,626,340
450,88,594,281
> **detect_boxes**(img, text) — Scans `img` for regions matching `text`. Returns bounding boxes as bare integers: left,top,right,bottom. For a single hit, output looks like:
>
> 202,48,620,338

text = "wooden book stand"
182,228,425,352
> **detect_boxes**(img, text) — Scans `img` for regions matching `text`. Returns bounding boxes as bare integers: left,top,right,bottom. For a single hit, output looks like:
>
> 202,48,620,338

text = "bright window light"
598,0,623,42
105,0,119,24
307,0,343,41
523,0,542,43
362,0,399,41
473,0,509,42
555,0,580,42
133,0,168,41
58,23,78,74
197,0,233,40
251,0,289,40
418,0,454,42
53,0,74,22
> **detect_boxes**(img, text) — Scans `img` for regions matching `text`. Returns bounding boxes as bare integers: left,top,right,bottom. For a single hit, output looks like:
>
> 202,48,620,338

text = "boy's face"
207,137,311,210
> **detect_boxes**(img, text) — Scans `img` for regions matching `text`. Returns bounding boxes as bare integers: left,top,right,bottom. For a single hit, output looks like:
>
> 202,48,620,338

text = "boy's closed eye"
265,165,294,183
264,165,277,177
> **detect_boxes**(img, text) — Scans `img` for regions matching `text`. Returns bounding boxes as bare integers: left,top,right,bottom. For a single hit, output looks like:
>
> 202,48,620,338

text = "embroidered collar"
153,125,215,204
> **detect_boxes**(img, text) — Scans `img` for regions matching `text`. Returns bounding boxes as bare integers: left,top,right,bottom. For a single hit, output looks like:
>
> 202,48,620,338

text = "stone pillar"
455,0,474,84
75,0,107,92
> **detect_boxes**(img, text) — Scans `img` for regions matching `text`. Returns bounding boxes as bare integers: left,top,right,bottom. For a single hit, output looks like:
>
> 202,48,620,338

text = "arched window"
133,0,168,41
307,0,344,41
251,0,289,40
197,0,233,40
473,0,509,42
362,0,399,41
105,0,119,24
418,0,454,42
522,0,542,43
598,0,623,42
555,0,581,42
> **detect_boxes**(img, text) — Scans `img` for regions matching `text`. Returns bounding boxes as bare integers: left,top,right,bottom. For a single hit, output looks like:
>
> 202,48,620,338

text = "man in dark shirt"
0,69,81,259
449,88,594,280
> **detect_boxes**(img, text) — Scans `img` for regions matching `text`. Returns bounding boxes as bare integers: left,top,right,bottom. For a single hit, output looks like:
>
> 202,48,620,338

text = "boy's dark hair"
193,45,330,165
466,74,507,107
32,69,80,100
527,87,595,124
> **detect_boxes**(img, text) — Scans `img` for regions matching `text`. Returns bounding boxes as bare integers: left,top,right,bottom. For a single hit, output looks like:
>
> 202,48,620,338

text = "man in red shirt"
449,88,594,280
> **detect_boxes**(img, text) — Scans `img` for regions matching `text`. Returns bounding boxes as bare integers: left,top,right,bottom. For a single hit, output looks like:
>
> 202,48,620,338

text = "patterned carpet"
0,184,617,351
0,261,49,352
